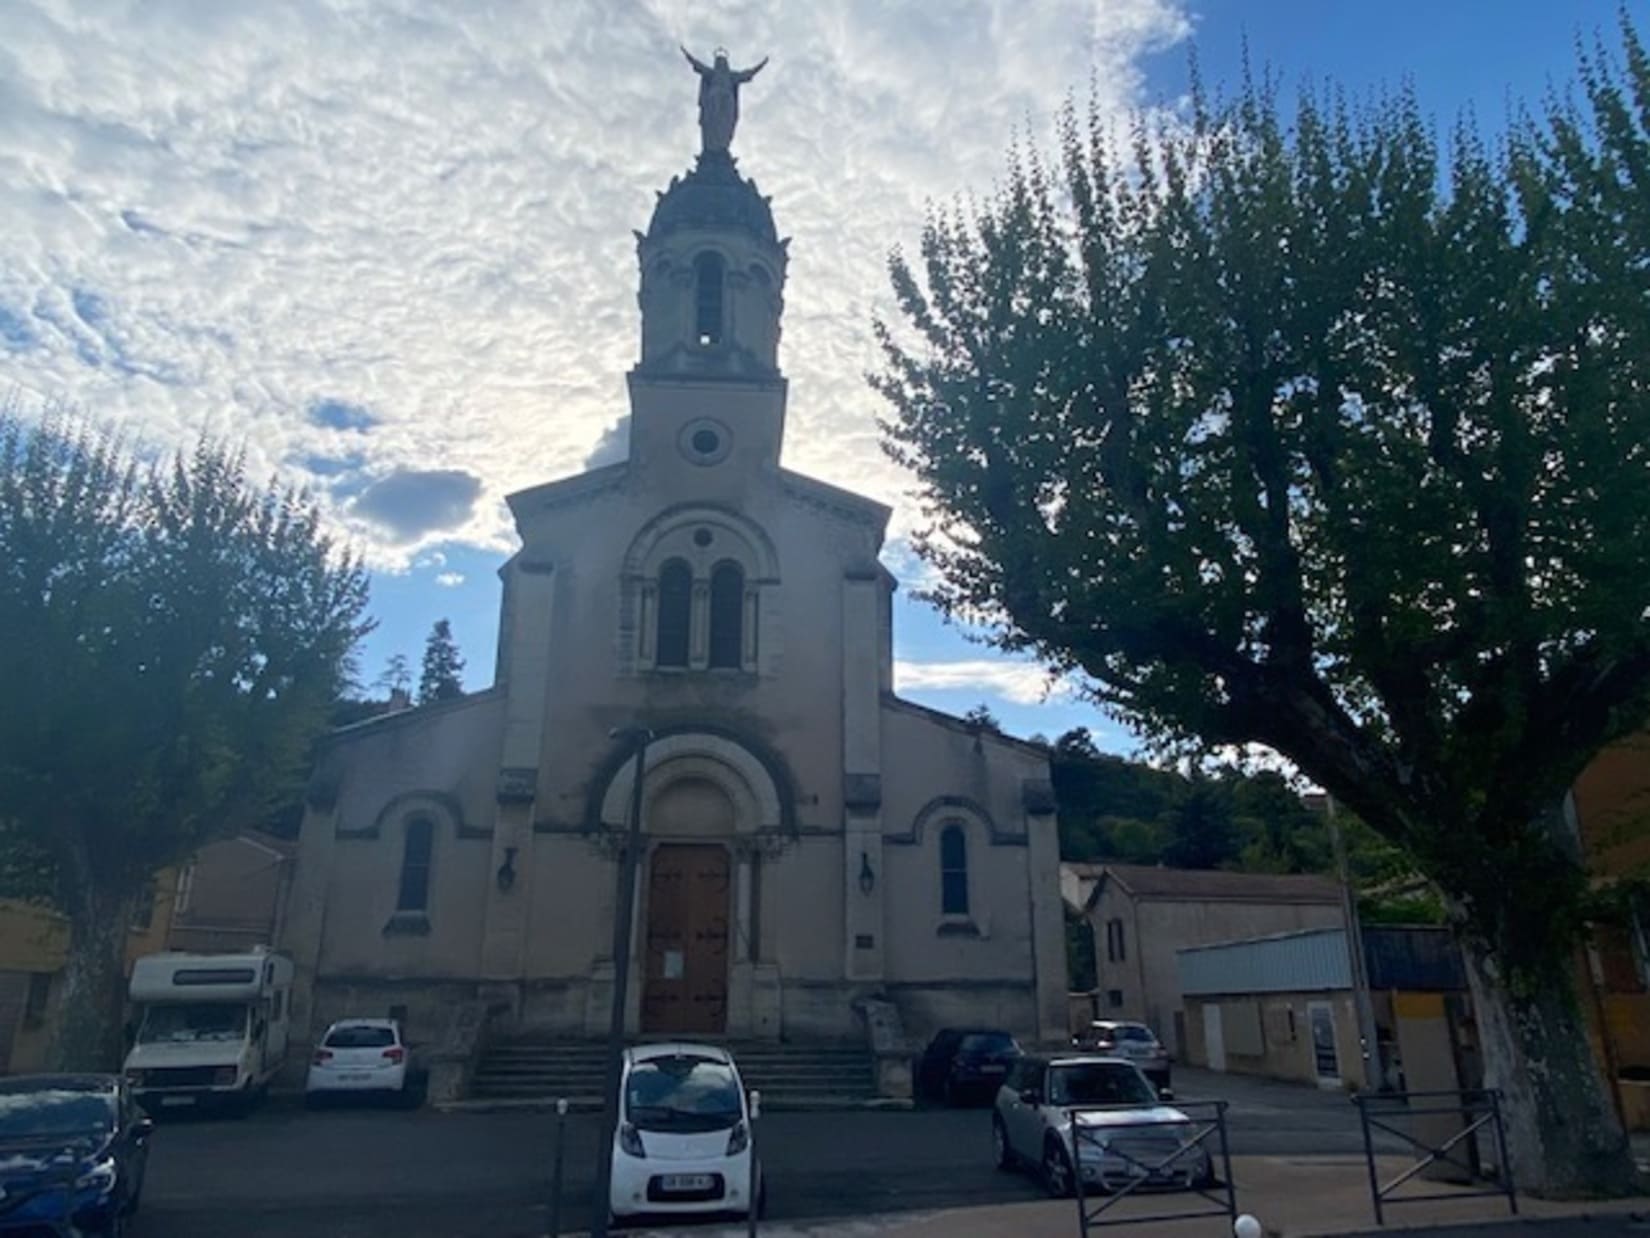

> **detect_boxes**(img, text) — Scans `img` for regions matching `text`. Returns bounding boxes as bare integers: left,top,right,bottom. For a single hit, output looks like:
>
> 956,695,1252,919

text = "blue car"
0,1075,152,1236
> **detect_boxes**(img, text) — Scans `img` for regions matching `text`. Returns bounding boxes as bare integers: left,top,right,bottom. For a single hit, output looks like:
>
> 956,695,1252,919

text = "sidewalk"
590,1154,1650,1238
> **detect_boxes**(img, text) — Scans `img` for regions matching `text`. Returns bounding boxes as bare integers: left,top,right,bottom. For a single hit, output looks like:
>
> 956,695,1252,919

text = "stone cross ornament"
682,45,768,155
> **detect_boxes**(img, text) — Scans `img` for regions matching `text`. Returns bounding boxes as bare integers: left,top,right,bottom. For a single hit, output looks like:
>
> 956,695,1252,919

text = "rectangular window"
173,967,256,986
23,973,51,1028
1105,918,1127,963
174,865,195,916
1107,989,1124,1009
130,882,155,931
940,825,969,916
398,819,434,913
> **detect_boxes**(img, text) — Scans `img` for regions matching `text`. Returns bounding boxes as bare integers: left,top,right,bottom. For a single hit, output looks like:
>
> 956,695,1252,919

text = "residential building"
1177,924,1472,1094
1066,863,1343,1056
0,875,174,1073
1573,729,1650,1131
166,832,293,954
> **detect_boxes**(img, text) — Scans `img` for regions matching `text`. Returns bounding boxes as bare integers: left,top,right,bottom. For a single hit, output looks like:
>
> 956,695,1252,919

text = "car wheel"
122,1167,145,1216
991,1114,1015,1170
942,1075,956,1107
1042,1138,1074,1198
1193,1156,1218,1190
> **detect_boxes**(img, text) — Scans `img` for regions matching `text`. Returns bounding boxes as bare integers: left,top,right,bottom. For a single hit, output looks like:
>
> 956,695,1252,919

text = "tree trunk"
52,886,133,1072
1458,934,1637,1198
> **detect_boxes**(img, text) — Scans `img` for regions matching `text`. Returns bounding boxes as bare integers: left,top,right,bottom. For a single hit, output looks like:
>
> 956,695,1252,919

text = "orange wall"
1574,731,1650,877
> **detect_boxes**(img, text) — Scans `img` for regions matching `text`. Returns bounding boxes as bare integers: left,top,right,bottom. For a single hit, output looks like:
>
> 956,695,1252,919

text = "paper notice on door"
662,950,684,980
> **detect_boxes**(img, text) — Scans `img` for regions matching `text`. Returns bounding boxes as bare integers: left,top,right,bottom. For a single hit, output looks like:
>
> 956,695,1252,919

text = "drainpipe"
1328,796,1379,1090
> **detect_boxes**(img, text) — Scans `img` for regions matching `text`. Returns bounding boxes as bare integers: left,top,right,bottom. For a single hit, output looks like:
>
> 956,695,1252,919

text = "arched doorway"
642,776,735,1034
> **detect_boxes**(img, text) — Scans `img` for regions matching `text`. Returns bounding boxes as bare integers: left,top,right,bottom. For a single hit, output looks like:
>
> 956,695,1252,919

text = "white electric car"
608,1043,764,1222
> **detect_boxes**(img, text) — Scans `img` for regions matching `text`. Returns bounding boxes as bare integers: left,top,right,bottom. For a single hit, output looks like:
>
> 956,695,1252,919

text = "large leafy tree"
0,416,371,1069
874,22,1650,1195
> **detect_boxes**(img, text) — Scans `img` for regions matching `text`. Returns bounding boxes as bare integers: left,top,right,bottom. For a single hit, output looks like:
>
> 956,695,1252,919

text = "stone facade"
1067,863,1344,1057
282,70,1067,1056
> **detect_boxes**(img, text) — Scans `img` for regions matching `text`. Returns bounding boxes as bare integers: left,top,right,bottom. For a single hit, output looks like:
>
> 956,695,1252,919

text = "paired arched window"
397,817,434,912
694,251,725,345
656,559,693,667
708,561,744,669
940,824,969,916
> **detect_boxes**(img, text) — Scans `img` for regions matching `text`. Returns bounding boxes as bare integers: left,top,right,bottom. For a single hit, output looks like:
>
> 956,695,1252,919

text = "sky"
0,0,1635,749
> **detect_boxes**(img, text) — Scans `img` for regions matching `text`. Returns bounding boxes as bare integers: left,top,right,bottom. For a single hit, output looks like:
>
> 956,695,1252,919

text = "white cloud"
0,0,1189,567
434,571,464,588
894,657,1077,706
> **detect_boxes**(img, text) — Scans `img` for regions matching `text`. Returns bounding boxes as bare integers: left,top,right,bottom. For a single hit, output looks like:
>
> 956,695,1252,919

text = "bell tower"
628,48,788,471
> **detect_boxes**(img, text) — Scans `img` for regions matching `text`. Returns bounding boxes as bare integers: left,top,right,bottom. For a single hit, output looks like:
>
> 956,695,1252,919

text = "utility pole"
590,726,652,1238
1327,795,1381,1090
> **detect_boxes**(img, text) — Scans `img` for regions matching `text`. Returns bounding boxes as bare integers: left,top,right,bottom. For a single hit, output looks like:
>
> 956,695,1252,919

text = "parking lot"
127,1068,1395,1237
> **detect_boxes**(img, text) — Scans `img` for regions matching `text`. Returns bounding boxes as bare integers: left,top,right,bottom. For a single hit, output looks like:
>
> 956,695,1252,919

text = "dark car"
916,1028,1023,1105
0,1074,152,1236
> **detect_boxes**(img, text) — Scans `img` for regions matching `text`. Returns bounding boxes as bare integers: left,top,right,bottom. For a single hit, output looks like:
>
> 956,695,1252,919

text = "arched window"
708,561,744,669
694,251,724,345
940,824,969,916
656,558,692,668
397,817,433,912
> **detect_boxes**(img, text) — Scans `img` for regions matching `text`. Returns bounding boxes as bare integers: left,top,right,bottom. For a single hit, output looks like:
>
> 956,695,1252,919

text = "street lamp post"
590,725,653,1238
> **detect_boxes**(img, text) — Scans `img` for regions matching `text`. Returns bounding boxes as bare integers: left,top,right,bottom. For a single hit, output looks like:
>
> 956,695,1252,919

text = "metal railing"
1070,1099,1237,1234
1351,1088,1516,1226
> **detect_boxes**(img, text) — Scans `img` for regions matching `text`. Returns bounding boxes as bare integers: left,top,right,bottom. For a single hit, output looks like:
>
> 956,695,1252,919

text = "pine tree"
418,619,465,704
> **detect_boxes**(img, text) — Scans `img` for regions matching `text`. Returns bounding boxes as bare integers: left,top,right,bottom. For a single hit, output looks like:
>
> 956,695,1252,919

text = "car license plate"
339,1072,371,1082
660,1174,714,1192
981,1064,1006,1073
160,1095,196,1107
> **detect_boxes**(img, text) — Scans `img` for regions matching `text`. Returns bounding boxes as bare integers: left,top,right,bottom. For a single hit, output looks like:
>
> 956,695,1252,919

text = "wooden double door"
641,844,730,1034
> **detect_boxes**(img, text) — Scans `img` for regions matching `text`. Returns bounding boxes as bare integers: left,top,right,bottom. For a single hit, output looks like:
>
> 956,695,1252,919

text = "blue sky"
1,0,1633,751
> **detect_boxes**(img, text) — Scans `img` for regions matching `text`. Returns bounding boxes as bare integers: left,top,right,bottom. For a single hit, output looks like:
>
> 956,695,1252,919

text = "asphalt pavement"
128,1068,1408,1238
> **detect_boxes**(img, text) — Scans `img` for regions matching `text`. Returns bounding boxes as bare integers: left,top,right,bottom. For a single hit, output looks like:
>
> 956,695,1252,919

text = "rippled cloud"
0,0,1188,568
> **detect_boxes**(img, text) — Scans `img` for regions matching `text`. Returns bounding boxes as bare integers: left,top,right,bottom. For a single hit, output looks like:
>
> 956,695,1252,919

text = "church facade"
282,62,1068,1052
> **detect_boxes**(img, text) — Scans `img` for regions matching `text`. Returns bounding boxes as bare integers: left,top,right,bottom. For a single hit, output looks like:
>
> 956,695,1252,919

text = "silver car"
992,1055,1213,1196
1072,1021,1171,1088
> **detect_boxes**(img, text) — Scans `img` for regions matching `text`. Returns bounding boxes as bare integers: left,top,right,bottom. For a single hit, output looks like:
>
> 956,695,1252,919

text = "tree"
418,619,465,704
1161,778,1240,870
0,416,370,1069
962,702,1001,732
375,653,412,698
873,19,1649,1194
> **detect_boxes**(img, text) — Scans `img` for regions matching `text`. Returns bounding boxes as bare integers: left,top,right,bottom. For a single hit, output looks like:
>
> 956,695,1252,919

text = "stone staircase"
468,1035,880,1109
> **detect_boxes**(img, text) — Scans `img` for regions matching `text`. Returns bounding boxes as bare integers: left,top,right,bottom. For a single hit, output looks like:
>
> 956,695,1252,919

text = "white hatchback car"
993,1054,1213,1196
609,1043,763,1223
306,1019,411,1104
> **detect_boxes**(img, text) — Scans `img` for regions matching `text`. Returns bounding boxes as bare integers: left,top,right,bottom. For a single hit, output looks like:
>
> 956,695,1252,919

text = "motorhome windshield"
138,1002,248,1044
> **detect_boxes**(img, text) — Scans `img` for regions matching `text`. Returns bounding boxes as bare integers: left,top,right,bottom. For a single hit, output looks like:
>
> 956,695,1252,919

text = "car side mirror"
1018,1088,1042,1105
1157,1087,1174,1101
748,1089,761,1121
132,1117,155,1142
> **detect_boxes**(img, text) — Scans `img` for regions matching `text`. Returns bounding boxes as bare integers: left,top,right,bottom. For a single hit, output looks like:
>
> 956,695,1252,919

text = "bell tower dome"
628,48,789,472
635,151,788,383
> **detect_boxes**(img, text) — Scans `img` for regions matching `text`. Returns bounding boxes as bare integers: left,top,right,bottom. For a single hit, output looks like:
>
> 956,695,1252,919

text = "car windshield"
1097,1025,1154,1044
0,1089,114,1141
1049,1062,1158,1107
137,1002,248,1044
959,1033,1017,1055
625,1056,743,1133
325,1025,395,1049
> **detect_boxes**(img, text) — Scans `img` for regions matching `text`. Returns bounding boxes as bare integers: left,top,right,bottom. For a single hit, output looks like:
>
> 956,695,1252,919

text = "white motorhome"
123,948,293,1113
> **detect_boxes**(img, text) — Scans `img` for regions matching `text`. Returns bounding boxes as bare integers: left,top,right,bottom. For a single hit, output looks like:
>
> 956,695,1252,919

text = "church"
282,52,1068,1064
